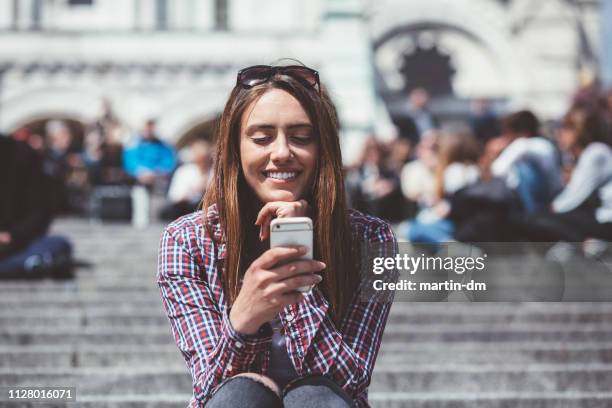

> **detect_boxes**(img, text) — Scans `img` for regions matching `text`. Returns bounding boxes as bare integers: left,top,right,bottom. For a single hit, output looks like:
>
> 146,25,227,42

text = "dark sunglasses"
236,65,320,93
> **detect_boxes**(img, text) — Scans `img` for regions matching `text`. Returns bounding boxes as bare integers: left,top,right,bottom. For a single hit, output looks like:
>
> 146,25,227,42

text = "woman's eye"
252,136,271,145
291,135,313,145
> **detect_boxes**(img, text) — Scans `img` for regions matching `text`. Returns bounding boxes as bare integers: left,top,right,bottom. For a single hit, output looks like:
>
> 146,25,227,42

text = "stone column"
602,0,612,87
11,0,19,30
31,0,42,30
319,0,383,165
133,0,141,30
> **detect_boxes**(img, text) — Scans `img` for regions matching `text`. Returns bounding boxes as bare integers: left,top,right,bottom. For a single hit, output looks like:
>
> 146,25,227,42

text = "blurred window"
31,0,42,30
68,0,93,5
156,0,168,30
215,0,228,31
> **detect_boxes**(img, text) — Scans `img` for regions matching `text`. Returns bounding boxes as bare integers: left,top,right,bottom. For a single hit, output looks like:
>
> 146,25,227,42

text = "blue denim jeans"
206,374,354,408
515,159,555,213
0,235,72,278
399,218,454,244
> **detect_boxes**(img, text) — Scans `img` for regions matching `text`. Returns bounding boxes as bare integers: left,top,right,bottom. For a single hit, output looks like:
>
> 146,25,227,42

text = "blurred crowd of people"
9,103,212,222
2,82,612,279
1,103,212,278
346,85,612,247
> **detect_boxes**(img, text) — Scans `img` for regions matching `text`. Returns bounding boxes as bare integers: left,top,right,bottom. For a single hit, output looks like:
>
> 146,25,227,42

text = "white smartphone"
270,217,314,293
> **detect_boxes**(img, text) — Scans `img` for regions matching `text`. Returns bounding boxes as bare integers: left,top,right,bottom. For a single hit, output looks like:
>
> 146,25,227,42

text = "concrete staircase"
2,218,612,407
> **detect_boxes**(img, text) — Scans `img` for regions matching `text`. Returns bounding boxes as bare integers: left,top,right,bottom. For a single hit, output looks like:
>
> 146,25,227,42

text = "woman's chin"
261,189,302,203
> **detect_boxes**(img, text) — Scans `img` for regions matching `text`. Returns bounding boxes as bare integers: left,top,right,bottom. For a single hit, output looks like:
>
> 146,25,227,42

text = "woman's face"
240,88,318,204
558,126,577,153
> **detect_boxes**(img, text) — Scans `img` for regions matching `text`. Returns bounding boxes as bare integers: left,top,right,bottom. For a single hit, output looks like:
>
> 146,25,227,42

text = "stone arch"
369,0,533,101
18,116,86,149
1,86,105,133
175,117,218,149
154,88,227,145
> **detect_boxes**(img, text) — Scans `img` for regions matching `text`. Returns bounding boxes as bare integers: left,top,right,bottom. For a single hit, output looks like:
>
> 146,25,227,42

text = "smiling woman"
240,88,318,205
157,62,396,408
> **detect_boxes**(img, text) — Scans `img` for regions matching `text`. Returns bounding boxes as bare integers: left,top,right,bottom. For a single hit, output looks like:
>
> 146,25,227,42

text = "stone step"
378,341,612,352
4,322,612,334
367,392,612,408
3,365,612,393
0,347,183,369
380,326,612,343
0,294,160,305
6,324,612,345
5,297,612,313
6,341,612,364
10,393,612,408
7,311,612,329
2,315,169,329
371,365,612,393
1,327,175,346
0,286,161,295
5,346,612,369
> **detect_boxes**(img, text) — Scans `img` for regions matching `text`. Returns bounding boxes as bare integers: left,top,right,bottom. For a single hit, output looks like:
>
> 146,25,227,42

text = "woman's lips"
262,171,300,183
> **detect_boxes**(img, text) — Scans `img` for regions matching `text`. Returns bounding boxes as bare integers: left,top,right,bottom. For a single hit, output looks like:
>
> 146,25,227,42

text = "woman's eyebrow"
286,123,313,130
245,122,312,134
245,124,276,134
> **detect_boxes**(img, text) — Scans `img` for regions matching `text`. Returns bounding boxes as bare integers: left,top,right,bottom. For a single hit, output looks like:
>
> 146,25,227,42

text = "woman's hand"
255,199,309,241
229,246,325,335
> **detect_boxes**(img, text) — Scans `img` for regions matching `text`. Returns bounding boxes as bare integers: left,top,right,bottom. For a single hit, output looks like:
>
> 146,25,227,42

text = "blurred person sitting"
83,114,130,186
393,88,438,145
469,98,500,146
43,120,88,214
606,89,612,127
400,129,439,209
12,127,46,155
571,71,608,112
123,119,176,190
0,135,72,279
386,137,413,173
489,110,563,213
160,139,213,221
518,108,612,242
399,128,481,243
346,136,403,221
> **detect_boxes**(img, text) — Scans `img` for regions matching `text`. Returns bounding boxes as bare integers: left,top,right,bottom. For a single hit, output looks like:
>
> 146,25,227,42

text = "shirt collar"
205,203,226,260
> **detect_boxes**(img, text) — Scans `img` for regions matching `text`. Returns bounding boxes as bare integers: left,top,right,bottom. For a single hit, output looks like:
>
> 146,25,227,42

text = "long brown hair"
561,107,612,154
202,71,356,325
434,129,480,199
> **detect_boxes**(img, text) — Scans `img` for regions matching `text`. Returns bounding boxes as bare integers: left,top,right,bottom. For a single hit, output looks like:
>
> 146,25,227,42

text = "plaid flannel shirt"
157,205,395,407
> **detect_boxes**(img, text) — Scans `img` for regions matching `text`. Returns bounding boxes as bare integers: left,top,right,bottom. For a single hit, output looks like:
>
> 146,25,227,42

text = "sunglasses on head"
236,65,320,93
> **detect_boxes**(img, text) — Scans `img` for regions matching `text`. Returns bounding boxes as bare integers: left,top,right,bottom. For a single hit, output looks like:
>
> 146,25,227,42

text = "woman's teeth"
267,171,297,180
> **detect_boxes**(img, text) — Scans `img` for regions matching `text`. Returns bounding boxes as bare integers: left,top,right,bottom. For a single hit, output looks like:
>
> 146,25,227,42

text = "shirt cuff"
222,311,272,355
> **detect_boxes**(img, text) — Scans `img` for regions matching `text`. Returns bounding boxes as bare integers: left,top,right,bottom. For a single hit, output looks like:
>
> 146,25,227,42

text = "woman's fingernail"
314,274,323,282
318,261,326,269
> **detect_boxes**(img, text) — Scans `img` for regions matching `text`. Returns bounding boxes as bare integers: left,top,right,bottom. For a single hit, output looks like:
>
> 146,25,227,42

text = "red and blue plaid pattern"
157,205,396,407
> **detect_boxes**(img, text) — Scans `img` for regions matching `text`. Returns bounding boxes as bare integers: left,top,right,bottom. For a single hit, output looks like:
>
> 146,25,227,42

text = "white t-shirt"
400,160,436,206
167,163,211,204
444,163,480,195
491,137,562,192
553,142,612,223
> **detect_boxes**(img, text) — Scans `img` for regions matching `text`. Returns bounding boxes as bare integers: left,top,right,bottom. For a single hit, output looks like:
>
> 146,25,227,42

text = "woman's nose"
270,137,292,162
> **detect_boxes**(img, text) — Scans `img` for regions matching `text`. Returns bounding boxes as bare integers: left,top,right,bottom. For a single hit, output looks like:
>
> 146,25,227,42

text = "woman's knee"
206,372,282,408
283,375,354,408
232,372,281,397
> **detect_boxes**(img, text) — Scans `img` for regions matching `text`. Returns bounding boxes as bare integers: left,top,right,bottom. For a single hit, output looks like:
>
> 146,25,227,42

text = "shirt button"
225,365,234,375
285,313,295,323
234,341,244,349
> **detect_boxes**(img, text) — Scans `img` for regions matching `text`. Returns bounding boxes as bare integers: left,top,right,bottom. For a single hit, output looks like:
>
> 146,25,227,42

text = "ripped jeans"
206,374,355,408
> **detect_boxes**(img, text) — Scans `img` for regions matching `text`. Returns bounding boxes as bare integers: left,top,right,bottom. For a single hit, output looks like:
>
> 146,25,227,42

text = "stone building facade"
0,0,605,161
